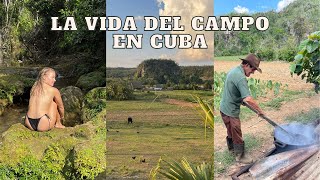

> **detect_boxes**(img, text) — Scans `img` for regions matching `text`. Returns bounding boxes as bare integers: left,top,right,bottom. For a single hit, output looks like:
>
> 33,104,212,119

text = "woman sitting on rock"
25,67,65,131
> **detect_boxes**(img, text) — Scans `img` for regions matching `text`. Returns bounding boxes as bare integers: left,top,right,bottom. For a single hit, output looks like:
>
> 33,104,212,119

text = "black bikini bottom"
27,114,50,131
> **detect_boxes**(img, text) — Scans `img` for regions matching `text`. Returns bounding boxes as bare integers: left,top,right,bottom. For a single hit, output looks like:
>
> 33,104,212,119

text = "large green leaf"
294,54,303,62
308,31,320,40
289,63,296,74
307,41,319,53
298,39,310,51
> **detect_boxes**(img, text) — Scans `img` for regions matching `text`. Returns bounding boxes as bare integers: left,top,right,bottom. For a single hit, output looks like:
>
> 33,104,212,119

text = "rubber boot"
234,143,253,164
226,136,234,151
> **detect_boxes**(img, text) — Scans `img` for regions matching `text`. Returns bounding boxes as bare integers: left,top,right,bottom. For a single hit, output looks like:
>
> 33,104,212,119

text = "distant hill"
106,62,213,83
214,0,319,61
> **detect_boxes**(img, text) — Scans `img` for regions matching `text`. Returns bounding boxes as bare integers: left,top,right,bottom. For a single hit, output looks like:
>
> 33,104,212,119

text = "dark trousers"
220,111,244,144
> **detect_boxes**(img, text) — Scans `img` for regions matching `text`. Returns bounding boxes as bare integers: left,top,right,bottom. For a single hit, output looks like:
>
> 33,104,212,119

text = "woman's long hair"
30,67,55,96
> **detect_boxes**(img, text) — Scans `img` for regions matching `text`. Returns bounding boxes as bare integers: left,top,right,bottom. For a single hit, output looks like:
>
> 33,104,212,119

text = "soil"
214,60,320,179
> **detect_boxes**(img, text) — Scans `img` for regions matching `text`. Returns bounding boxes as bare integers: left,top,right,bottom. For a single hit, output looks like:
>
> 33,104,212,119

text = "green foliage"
193,95,214,130
243,134,262,151
290,31,320,92
0,74,34,104
58,0,105,54
0,0,105,64
213,71,284,116
277,46,297,61
106,80,134,100
106,68,136,79
159,158,213,180
285,108,320,123
64,143,106,180
135,59,181,84
82,87,107,121
214,0,319,59
257,48,275,61
214,150,234,174
42,144,65,177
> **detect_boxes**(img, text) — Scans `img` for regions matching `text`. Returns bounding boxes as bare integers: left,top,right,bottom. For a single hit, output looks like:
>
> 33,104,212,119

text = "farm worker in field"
220,53,265,164
25,67,65,131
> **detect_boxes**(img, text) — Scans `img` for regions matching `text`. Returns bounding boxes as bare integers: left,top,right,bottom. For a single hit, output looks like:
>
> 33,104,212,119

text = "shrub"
106,81,134,100
277,46,296,61
257,48,275,61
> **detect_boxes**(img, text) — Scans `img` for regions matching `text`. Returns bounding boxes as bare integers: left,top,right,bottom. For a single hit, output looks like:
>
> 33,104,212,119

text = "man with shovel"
220,53,265,164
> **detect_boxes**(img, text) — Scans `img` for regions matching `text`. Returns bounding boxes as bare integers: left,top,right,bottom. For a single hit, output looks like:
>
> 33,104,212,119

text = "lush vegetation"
107,60,214,98
213,71,285,112
0,0,105,69
290,31,320,92
214,0,319,61
135,59,181,84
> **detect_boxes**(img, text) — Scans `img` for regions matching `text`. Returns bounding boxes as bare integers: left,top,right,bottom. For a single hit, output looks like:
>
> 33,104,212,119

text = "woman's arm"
53,88,65,119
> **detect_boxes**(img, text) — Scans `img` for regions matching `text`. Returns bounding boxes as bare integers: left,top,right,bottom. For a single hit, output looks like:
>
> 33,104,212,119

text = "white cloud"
134,16,144,21
158,0,213,62
234,5,249,14
277,0,296,12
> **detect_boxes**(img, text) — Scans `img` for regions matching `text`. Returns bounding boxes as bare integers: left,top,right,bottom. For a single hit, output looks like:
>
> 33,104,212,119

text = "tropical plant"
159,158,213,180
193,95,214,130
290,31,320,93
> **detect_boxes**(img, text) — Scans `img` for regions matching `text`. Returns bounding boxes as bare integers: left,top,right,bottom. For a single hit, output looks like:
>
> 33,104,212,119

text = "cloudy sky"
107,0,213,67
107,0,296,67
214,0,296,16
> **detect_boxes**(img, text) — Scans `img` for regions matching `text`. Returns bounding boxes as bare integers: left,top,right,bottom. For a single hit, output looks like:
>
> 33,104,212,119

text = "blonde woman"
25,67,65,131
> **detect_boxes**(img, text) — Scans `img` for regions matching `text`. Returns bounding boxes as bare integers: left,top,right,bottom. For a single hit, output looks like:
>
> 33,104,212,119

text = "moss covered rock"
0,110,106,179
0,73,34,115
81,87,106,123
76,71,106,92
60,86,84,126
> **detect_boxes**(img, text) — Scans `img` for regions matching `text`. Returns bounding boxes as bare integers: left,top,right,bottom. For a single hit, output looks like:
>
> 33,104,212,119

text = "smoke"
158,0,213,63
275,123,318,146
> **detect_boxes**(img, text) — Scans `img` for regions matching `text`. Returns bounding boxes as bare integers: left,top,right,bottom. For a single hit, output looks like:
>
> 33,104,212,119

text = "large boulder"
0,110,106,179
0,72,34,115
60,86,84,126
76,71,106,92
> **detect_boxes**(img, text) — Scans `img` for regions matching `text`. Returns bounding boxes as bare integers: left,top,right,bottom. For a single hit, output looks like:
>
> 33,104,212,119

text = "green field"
214,55,246,61
106,90,214,179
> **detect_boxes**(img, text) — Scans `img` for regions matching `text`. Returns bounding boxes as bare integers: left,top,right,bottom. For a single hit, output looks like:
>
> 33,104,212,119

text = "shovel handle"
243,101,278,127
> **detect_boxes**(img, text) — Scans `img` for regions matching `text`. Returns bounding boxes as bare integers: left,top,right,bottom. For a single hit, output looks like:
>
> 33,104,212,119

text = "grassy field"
214,55,246,61
106,90,214,179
